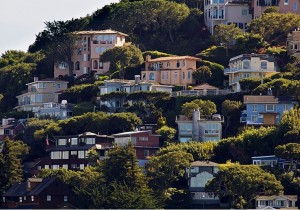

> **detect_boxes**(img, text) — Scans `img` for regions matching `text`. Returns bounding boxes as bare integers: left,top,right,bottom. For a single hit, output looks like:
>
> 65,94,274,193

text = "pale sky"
0,0,119,56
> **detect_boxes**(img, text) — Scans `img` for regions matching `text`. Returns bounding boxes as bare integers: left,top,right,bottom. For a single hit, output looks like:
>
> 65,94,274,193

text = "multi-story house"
252,155,295,170
287,29,300,57
112,130,160,166
255,195,297,209
186,161,220,208
34,132,113,172
204,0,252,35
176,110,224,142
15,77,68,112
98,75,173,111
35,101,73,120
253,0,300,19
225,54,279,92
2,177,75,209
54,29,128,78
0,118,26,141
141,55,200,86
241,95,296,126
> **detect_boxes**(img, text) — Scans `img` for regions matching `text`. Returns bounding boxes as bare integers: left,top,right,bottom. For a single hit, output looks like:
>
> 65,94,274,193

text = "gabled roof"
73,29,128,36
256,195,297,201
193,83,219,90
190,161,218,167
147,56,200,62
244,95,278,104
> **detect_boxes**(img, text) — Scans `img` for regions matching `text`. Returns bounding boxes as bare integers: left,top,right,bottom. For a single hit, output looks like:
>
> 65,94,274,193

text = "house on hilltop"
54,29,129,78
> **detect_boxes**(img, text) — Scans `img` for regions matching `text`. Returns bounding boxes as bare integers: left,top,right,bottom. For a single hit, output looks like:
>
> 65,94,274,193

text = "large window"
78,151,85,159
204,123,219,134
62,151,69,159
252,104,257,112
35,94,42,102
174,72,178,79
251,115,258,122
293,2,297,10
93,60,98,69
149,72,155,80
58,139,67,145
51,151,61,159
266,104,275,111
38,83,46,89
85,138,95,144
71,138,78,145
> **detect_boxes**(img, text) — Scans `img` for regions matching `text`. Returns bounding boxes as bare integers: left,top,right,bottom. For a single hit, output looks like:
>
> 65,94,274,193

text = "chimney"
134,75,140,84
145,55,151,62
2,118,8,126
192,109,200,141
267,88,273,96
34,76,39,82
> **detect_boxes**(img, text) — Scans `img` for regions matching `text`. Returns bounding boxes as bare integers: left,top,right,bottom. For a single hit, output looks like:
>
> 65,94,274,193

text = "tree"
156,126,177,144
239,78,262,92
213,24,241,56
100,45,143,79
192,66,212,84
206,162,284,208
263,6,280,13
277,108,300,144
275,143,300,170
181,99,217,118
221,100,243,136
0,138,29,198
234,33,266,54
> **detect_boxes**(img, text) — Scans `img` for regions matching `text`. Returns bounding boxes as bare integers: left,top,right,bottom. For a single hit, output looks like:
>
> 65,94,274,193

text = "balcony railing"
176,114,224,122
18,101,31,106
172,89,232,97
204,130,220,135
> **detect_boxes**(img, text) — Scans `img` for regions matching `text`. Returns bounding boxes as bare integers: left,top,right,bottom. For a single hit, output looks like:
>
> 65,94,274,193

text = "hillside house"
255,195,297,209
54,29,128,78
0,118,25,141
287,29,300,57
176,110,224,142
141,55,200,86
225,54,279,92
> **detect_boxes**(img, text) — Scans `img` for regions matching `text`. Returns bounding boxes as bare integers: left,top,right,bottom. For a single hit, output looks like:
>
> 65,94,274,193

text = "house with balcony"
1,177,75,209
141,55,200,86
253,0,300,19
251,155,296,170
255,195,297,209
225,54,279,92
112,130,160,166
15,77,68,113
241,95,296,126
54,29,129,78
186,161,220,208
287,29,300,57
204,0,252,35
33,132,113,173
98,75,173,111
34,101,73,120
0,118,26,141
176,110,224,142
173,83,231,97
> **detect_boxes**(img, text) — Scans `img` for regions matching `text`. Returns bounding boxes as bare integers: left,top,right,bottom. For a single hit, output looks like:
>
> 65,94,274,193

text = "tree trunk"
169,30,174,43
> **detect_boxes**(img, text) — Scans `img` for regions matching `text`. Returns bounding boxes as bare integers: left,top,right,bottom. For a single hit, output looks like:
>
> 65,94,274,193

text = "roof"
256,195,298,201
112,130,152,137
229,54,277,62
27,78,68,85
190,161,218,167
73,29,128,36
244,95,278,103
27,177,57,196
147,56,200,62
193,83,220,90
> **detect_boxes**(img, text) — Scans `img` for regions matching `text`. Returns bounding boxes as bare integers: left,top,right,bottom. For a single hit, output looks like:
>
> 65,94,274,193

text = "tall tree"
100,45,143,79
221,100,243,137
213,24,241,56
192,65,212,84
181,99,217,118
275,143,300,170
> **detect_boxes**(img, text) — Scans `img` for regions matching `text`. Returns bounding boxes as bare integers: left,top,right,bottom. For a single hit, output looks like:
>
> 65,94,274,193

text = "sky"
0,0,119,56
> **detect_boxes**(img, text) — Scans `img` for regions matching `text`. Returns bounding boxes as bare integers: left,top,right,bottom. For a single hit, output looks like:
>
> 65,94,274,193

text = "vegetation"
181,99,217,118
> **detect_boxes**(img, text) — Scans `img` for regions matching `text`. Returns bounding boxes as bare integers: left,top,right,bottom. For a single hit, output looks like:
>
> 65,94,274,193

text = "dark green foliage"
197,60,224,87
197,46,236,66
181,99,217,118
156,126,177,144
125,102,162,124
73,102,95,116
239,78,262,92
206,162,283,208
234,33,266,54
142,51,174,59
192,66,212,84
221,100,243,137
60,83,99,104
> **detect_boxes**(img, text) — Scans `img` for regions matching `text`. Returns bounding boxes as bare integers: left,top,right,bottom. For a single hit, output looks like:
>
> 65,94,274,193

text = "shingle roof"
73,29,128,36
256,195,298,201
193,83,219,90
147,56,200,62
190,161,218,167
244,95,278,103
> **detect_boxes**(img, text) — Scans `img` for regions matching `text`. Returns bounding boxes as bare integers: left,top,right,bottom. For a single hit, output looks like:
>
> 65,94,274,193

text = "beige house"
225,54,279,92
255,195,297,209
15,77,68,112
204,0,252,35
54,29,128,78
141,55,200,86
287,29,300,57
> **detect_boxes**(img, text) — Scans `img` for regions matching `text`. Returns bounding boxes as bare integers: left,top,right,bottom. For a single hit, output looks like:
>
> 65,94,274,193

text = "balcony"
176,115,224,122
172,89,231,97
18,101,31,106
204,129,220,135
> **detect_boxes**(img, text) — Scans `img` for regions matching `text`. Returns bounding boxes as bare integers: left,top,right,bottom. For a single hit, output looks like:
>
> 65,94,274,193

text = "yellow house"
224,54,279,92
141,55,200,86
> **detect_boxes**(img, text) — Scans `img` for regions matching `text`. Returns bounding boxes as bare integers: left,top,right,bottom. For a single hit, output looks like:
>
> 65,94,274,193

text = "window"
80,164,85,170
261,61,267,70
93,60,98,69
188,71,191,79
58,139,67,145
64,196,68,202
149,72,155,80
162,72,165,80
52,165,59,170
213,0,218,3
295,44,298,49
182,72,185,80
71,151,77,155
56,83,61,90
62,151,69,159
51,151,61,159
78,151,85,159
44,165,49,169
243,60,250,69
47,195,51,202
144,150,150,157
31,196,34,202
242,9,248,15
166,72,169,80
238,23,244,29
204,123,219,134
253,104,257,112
139,137,148,141
283,104,288,111
75,61,80,70
19,197,23,203
284,0,289,5
176,61,180,68
251,115,258,122
266,104,275,111
99,62,103,69
219,0,224,3
71,138,78,145
35,94,42,102
38,83,46,89
83,54,87,61
167,62,170,68
62,164,68,169
4,129,10,135
86,138,95,144
293,2,297,10
58,62,67,69
182,60,186,67
275,200,284,206
174,72,178,79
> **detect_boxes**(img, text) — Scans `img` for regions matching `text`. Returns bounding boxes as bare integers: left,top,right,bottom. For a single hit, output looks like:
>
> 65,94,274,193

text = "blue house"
240,95,296,126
